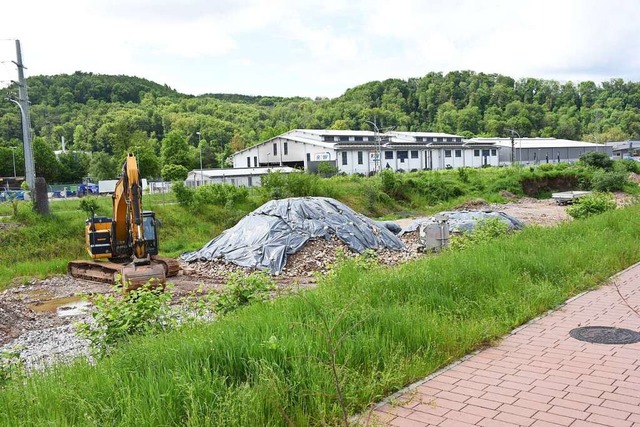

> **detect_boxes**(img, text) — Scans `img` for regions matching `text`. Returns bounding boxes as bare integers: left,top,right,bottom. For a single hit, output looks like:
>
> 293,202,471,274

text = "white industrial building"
467,137,612,165
185,166,298,188
232,129,500,175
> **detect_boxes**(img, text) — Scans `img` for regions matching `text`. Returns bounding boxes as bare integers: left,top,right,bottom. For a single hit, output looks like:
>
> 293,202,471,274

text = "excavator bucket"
121,261,167,291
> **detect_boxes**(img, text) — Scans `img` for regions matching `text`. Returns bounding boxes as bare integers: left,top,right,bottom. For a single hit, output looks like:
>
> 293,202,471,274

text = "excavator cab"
142,211,159,256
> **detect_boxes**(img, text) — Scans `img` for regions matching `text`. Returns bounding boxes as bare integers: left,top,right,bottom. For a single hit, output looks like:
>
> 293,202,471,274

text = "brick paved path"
369,264,640,426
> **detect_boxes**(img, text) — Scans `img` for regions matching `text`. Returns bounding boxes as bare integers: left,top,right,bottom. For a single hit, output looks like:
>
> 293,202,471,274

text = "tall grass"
1,206,639,426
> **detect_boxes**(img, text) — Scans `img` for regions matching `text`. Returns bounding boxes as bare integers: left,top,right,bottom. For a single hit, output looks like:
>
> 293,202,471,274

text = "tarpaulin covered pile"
399,210,525,236
181,197,406,273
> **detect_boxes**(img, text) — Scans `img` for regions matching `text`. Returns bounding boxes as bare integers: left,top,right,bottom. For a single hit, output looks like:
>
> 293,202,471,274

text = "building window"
482,149,490,156
273,143,277,156
474,149,480,157
357,151,363,165
230,178,236,186
491,149,497,156
334,136,340,142
349,136,355,142
341,151,348,165
306,153,311,162
455,150,462,158
246,157,250,167
385,151,393,159
248,177,253,187
355,136,363,141
284,142,288,155
397,151,408,159
445,150,452,158
411,150,418,159
253,156,257,167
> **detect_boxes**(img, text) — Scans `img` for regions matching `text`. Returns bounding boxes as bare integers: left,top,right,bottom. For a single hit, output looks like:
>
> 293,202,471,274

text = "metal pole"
196,132,203,186
13,40,35,193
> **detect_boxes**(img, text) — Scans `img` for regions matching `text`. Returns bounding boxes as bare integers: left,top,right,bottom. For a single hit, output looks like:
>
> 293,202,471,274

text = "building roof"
187,167,298,179
467,137,604,149
389,131,463,138
606,140,640,150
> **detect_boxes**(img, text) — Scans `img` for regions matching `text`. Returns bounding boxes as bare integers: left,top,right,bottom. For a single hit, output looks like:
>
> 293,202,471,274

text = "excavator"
67,153,180,289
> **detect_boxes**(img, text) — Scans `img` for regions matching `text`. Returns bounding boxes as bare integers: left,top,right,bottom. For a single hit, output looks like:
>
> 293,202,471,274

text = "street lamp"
196,132,203,187
9,147,16,178
507,129,521,165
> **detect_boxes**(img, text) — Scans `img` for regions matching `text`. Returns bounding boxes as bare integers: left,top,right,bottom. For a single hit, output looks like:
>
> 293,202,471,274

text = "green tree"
88,152,117,181
161,164,189,181
161,131,192,169
57,151,90,183
33,137,59,183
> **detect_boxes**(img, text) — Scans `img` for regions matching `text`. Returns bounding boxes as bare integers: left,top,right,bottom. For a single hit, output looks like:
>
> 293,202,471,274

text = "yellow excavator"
68,153,180,288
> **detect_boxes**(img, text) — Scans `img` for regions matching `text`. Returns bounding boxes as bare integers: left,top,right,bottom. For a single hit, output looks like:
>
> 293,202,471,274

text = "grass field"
1,204,638,426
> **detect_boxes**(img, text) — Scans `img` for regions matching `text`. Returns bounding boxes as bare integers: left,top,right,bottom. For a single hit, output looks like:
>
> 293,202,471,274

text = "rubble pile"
181,197,406,274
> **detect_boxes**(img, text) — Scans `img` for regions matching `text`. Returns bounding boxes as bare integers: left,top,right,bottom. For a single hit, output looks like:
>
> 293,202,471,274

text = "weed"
213,272,277,315
77,279,175,355
449,217,511,251
566,192,617,219
0,347,24,387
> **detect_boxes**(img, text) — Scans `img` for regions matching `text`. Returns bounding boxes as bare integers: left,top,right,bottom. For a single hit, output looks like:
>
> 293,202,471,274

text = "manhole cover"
569,326,640,344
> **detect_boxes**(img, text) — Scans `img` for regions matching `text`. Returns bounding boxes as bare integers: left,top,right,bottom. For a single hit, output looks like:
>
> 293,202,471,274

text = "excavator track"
151,255,181,277
68,257,181,285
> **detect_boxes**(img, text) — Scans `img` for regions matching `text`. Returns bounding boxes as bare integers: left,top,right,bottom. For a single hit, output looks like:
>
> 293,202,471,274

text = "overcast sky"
1,0,639,98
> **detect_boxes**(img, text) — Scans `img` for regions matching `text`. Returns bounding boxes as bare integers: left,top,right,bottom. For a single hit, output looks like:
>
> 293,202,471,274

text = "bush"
617,159,640,174
77,280,175,355
172,181,195,207
591,170,628,192
0,348,24,387
579,151,613,170
449,217,511,251
566,192,616,219
194,183,248,208
261,171,324,199
188,272,276,316
78,197,99,215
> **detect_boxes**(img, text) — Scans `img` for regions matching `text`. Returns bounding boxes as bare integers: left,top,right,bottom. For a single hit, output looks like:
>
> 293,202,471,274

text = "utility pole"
12,40,36,193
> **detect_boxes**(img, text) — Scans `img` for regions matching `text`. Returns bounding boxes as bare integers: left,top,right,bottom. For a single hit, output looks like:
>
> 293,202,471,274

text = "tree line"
1,70,639,184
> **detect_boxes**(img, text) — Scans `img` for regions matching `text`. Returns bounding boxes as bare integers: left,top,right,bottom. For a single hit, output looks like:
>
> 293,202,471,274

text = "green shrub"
172,181,194,207
579,151,613,170
618,159,640,174
566,192,616,219
78,197,99,215
213,272,276,315
449,217,511,251
0,348,24,387
194,183,249,208
591,170,628,192
77,280,175,355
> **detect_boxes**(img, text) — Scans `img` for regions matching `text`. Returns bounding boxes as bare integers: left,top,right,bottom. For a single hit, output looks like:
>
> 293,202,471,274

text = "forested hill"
24,72,183,105
0,70,639,184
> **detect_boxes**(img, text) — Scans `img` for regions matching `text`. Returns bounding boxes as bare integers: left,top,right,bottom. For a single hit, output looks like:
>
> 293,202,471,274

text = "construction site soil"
0,196,626,369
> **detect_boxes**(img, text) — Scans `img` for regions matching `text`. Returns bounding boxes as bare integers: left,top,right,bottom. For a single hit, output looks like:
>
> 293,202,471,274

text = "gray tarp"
399,210,525,236
181,197,406,273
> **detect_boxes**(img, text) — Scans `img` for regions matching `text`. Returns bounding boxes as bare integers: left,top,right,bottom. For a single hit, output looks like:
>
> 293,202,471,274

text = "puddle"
28,296,91,317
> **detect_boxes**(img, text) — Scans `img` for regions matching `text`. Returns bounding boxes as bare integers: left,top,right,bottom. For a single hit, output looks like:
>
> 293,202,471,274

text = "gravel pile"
1,323,92,372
